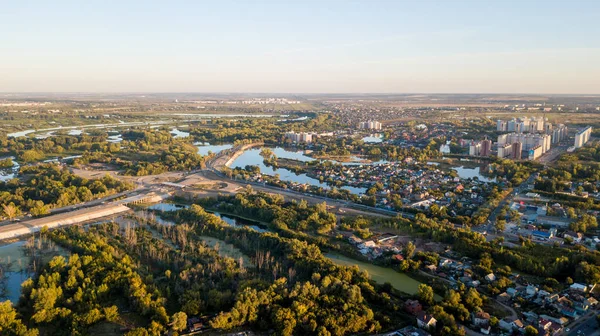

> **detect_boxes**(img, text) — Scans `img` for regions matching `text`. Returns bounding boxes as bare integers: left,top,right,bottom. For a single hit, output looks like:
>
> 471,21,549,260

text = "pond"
196,143,233,156
107,131,123,143
0,157,20,182
212,212,271,233
0,238,69,304
325,252,430,296
453,166,496,183
145,203,272,233
230,148,367,195
362,134,384,143
171,128,190,138
196,235,253,267
147,203,189,212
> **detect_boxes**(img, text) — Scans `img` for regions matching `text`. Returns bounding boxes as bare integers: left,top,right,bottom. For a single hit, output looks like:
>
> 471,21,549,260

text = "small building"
499,318,524,332
405,299,423,315
485,273,496,282
497,292,511,303
416,312,437,330
569,283,588,293
472,311,490,326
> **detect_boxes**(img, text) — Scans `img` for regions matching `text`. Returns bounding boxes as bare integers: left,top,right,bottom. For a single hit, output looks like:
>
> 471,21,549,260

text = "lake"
230,147,367,194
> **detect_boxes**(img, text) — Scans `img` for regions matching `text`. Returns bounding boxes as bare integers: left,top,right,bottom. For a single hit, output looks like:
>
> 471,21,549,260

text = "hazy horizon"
2,1,599,94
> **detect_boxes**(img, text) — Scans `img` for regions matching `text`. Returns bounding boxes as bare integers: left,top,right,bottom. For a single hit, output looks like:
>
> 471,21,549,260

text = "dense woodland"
0,164,133,218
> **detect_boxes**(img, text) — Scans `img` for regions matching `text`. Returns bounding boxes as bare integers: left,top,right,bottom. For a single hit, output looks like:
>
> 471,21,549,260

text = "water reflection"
196,143,233,156
145,203,271,232
0,157,20,182
171,128,190,138
452,166,496,182
0,239,68,304
362,134,383,143
231,148,368,194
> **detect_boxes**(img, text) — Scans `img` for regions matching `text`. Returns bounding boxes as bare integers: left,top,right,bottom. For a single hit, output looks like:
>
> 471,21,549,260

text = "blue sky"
1,0,599,93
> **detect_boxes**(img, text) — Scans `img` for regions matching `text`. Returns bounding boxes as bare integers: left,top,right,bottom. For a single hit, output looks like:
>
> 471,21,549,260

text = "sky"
1,0,599,94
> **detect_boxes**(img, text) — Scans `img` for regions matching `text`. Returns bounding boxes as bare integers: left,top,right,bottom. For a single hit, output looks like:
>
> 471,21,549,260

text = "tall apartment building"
574,126,592,148
511,142,523,160
469,139,492,157
550,124,568,144
497,120,507,132
528,145,543,160
498,133,551,153
469,142,481,156
481,139,492,156
285,131,314,143
497,117,547,133
358,121,383,130
497,143,513,159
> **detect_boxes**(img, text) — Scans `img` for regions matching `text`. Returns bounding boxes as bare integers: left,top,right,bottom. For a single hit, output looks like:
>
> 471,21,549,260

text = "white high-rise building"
285,131,314,143
498,133,551,159
574,126,592,148
359,121,383,130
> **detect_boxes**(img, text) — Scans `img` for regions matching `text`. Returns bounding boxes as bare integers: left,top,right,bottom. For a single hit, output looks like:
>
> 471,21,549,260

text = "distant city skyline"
1,0,599,93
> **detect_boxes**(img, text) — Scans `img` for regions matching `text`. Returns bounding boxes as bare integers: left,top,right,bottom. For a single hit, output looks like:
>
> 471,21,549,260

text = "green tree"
2,203,21,221
404,241,416,259
524,325,538,336
171,312,187,332
417,284,434,306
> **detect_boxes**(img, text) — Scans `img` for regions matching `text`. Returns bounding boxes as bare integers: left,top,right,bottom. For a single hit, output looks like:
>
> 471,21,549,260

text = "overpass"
0,191,171,240
0,204,131,240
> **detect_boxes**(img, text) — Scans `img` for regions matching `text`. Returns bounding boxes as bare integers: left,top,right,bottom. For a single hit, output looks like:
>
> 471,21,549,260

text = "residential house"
569,283,590,293
405,299,422,315
526,285,539,297
499,318,524,332
538,318,552,331
479,325,491,335
397,326,432,336
564,231,583,243
416,312,437,330
560,306,577,318
472,311,490,326
497,292,511,303
484,273,496,282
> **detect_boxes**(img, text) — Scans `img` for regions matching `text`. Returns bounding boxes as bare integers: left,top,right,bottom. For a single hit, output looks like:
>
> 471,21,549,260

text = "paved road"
567,311,599,336
481,172,536,234
0,187,144,227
